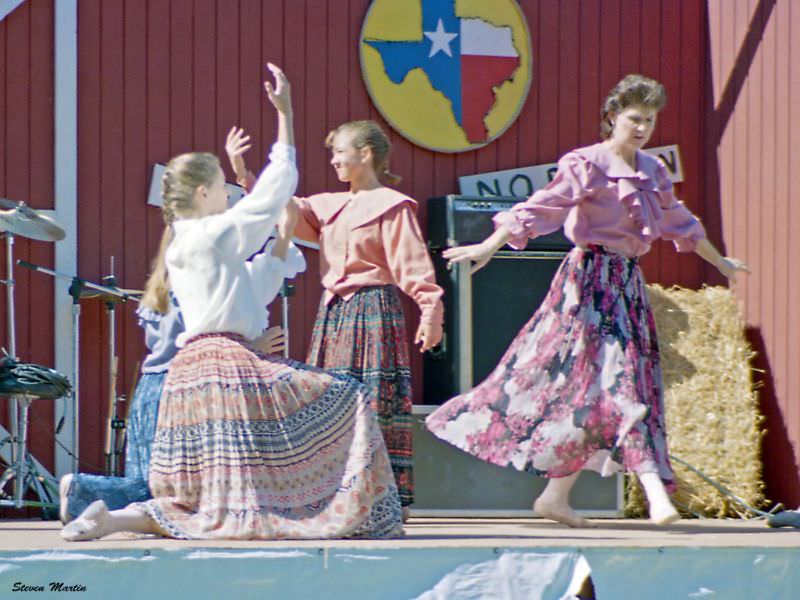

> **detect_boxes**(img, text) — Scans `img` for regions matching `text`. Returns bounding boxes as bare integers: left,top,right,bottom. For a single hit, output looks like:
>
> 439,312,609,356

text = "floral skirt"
138,333,403,539
64,371,166,520
426,246,675,490
307,286,415,506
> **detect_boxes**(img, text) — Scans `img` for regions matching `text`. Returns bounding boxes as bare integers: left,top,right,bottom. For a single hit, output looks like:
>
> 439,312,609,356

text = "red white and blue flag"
365,0,521,143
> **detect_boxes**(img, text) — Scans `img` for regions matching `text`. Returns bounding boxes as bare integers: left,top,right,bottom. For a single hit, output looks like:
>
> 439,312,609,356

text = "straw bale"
624,284,765,518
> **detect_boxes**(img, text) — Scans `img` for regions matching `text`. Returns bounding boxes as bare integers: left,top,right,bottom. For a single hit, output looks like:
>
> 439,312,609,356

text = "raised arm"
214,64,298,260
264,62,293,147
225,126,254,189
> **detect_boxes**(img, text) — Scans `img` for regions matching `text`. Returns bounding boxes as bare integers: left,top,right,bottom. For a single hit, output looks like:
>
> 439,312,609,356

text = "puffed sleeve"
245,240,307,309
654,163,706,252
206,143,298,260
292,195,322,244
238,172,320,248
381,203,444,328
492,152,586,250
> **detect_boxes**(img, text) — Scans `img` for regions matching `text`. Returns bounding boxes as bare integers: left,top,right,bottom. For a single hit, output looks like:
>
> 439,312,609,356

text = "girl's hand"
264,63,292,116
225,127,251,162
253,326,285,355
442,242,495,274
225,126,251,183
717,257,750,282
415,320,443,353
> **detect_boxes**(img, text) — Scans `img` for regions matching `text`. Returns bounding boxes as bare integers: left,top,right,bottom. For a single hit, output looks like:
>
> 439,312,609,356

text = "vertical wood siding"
707,0,800,507
66,0,715,480
0,0,56,474
5,0,794,505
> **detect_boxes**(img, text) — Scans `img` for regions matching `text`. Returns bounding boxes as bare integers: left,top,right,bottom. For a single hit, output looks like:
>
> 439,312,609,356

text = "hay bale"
624,284,765,518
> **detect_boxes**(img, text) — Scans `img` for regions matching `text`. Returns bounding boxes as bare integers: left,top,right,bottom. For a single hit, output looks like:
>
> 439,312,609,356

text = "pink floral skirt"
426,246,675,489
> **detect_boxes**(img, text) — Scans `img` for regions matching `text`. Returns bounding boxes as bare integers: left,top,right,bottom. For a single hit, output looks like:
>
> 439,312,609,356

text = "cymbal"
0,198,66,242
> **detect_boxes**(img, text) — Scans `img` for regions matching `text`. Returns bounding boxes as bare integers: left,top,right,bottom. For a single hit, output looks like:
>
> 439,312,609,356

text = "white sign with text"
147,163,247,208
458,144,683,197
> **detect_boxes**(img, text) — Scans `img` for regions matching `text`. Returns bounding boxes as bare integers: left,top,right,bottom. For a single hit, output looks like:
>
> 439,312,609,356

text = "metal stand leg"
67,278,84,473
1,233,19,499
280,282,295,359
16,261,137,476
0,395,58,511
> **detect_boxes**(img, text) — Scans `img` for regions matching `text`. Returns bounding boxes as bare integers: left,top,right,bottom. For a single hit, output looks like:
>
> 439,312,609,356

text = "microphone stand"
1,233,19,497
279,282,295,358
17,259,134,472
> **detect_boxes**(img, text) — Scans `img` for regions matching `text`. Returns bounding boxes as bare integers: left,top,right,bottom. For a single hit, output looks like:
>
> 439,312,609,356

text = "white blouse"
166,142,299,347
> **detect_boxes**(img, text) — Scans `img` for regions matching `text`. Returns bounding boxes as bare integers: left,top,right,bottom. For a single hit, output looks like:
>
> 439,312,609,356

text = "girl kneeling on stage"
61,64,402,541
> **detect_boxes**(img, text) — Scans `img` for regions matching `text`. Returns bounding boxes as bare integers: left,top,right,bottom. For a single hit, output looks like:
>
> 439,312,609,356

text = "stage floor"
0,516,797,550
2,518,798,599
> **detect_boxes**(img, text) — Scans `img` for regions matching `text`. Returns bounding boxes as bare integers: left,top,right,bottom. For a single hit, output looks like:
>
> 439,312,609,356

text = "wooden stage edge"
0,517,798,552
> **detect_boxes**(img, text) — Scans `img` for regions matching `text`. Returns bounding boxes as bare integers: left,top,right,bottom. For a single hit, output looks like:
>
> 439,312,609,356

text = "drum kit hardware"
0,197,136,512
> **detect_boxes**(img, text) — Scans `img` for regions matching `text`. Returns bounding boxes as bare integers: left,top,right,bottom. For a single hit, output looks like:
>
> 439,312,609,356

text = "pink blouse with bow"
493,142,706,258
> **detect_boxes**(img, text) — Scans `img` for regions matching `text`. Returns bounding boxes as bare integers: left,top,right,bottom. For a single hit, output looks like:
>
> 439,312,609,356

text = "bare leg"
533,472,592,528
61,500,159,541
639,471,680,525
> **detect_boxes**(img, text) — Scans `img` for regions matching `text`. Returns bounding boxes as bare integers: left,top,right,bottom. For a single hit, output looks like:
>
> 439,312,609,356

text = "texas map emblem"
361,0,532,153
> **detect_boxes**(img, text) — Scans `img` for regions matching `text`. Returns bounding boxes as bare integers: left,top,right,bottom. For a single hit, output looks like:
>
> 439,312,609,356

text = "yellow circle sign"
361,0,532,153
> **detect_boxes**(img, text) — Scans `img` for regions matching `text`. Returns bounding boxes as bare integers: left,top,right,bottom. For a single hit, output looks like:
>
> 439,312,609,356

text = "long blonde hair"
325,120,402,186
140,152,220,313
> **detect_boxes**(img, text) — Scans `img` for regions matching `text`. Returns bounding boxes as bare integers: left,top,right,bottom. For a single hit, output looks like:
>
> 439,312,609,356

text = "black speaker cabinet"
424,249,568,405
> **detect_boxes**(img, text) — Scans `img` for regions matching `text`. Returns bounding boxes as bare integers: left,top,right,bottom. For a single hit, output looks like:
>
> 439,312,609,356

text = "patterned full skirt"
307,286,415,506
139,333,403,539
426,246,675,489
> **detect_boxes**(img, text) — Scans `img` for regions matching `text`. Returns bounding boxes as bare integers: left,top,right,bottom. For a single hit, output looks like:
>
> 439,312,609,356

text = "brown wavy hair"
600,74,667,140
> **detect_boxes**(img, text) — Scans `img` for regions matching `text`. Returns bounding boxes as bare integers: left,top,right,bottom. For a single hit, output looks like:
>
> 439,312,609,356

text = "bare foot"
533,498,594,528
61,500,111,541
58,474,73,524
650,504,680,526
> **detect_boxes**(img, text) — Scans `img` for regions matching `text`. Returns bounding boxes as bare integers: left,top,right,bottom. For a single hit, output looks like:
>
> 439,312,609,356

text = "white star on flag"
424,18,458,58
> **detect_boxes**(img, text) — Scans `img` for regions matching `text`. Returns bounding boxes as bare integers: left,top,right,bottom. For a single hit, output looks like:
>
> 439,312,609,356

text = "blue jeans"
64,371,166,519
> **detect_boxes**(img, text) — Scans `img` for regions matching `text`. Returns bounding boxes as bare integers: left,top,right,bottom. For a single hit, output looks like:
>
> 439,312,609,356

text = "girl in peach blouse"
228,121,443,517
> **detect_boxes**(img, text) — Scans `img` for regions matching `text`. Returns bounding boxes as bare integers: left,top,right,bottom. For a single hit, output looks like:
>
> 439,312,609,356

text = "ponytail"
140,225,174,314
141,151,219,313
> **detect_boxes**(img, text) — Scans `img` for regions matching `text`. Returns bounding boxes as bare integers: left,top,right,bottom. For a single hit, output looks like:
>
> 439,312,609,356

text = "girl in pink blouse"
426,74,749,527
228,120,443,518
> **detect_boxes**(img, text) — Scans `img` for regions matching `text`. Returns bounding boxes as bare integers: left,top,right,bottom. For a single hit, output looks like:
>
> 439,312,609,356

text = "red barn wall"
2,0,795,506
706,0,800,507
0,0,57,475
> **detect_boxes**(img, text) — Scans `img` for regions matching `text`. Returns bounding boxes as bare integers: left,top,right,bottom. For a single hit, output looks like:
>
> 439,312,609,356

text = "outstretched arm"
693,238,750,282
442,226,513,274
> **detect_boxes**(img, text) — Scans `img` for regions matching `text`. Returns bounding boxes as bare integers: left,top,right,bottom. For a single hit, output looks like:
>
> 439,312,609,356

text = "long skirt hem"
140,334,403,540
426,246,675,491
